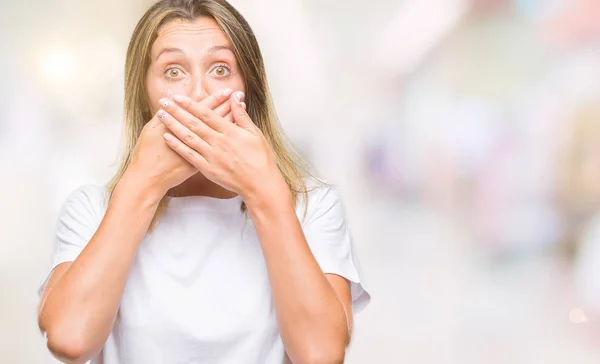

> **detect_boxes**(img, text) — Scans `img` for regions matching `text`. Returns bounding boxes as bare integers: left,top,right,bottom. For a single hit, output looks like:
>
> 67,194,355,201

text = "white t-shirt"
38,181,370,364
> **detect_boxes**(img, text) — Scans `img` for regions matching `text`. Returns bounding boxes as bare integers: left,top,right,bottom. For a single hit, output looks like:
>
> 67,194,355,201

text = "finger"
173,93,232,133
225,102,245,123
214,98,232,119
157,109,211,155
159,98,217,143
173,88,232,110
145,112,163,129
163,132,211,173
231,91,255,130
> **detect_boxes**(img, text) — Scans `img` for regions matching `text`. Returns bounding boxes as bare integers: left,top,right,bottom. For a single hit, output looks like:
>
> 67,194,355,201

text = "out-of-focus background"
2,0,600,362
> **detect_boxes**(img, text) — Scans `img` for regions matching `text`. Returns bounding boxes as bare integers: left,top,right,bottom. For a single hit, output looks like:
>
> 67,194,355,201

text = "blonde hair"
107,0,320,229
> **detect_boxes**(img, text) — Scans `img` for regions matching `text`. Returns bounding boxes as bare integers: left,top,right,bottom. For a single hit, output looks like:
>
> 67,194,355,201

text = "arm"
37,90,234,363
37,174,162,363
244,180,352,364
157,91,356,363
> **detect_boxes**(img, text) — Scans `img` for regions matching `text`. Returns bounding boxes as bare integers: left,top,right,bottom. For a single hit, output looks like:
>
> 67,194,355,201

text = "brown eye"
211,65,230,77
166,68,181,78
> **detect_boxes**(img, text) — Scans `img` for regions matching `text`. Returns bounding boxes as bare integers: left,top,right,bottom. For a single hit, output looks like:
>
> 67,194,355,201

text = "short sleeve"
301,183,371,314
37,185,108,297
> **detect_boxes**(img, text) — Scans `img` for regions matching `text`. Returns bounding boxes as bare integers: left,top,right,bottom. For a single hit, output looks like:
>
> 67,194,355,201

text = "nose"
190,75,209,102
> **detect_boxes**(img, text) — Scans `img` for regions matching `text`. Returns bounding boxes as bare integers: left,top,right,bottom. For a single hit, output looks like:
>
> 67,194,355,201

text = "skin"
38,17,353,364
146,17,247,199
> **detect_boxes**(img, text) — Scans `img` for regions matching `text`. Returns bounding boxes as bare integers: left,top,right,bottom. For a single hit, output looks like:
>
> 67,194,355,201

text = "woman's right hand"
121,89,235,199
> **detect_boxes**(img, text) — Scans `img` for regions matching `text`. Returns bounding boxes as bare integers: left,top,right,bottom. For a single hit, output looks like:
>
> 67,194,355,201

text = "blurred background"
2,0,600,362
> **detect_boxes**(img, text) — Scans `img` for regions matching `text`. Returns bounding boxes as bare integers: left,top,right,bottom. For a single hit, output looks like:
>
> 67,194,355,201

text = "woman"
36,0,370,363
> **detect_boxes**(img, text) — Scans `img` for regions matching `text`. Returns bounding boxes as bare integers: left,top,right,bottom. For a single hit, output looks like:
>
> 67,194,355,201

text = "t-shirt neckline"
166,193,243,212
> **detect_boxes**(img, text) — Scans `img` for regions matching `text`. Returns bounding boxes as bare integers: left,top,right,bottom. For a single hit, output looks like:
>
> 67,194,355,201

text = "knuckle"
187,118,199,130
221,135,233,147
196,107,210,122
213,135,224,147
185,149,196,160
189,127,203,139
199,112,209,122
183,133,196,144
170,104,181,117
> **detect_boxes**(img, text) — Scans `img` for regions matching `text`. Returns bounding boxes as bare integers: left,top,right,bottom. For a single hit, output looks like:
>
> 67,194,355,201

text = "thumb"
231,91,254,130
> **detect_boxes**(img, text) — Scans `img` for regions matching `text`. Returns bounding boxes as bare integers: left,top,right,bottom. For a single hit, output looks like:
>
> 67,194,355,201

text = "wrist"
242,174,294,213
115,170,165,209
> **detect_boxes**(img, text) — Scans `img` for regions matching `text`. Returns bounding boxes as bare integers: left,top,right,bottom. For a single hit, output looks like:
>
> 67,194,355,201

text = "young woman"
37,1,370,363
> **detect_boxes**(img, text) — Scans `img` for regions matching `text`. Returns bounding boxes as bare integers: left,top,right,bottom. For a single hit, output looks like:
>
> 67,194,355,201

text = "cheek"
146,75,165,114
231,74,246,93
146,74,188,113
208,72,245,94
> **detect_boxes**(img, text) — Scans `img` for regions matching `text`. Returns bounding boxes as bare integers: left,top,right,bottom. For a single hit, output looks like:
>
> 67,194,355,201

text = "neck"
168,172,237,199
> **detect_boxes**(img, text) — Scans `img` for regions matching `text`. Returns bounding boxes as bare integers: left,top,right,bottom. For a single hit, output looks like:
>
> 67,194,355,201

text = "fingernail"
159,98,169,108
158,110,168,120
234,91,245,103
241,102,246,110
163,133,175,142
173,94,186,103
222,88,233,97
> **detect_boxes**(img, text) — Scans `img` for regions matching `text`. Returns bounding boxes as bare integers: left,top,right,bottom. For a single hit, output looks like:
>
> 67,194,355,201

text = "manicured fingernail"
159,98,169,108
241,102,246,110
158,110,168,119
233,91,245,103
163,133,175,142
173,94,186,103
222,88,233,97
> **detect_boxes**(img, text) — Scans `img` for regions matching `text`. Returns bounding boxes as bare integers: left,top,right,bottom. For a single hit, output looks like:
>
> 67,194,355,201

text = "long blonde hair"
107,0,320,229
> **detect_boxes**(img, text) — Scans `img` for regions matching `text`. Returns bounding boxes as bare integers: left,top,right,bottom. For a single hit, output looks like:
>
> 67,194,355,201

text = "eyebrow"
206,45,233,55
155,45,233,61
155,47,183,61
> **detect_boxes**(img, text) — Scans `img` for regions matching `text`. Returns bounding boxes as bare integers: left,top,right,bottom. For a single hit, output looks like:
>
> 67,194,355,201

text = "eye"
210,64,231,77
165,67,184,79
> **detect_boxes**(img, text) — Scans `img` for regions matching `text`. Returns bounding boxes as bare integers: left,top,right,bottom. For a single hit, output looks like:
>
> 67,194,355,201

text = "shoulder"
306,178,342,204
64,184,108,206
59,184,109,220
298,178,347,225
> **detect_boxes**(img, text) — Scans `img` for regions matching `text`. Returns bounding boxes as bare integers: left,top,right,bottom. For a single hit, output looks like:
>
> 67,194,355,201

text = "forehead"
151,17,231,56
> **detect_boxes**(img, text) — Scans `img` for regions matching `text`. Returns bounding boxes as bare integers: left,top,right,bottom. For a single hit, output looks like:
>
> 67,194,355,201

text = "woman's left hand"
157,90,283,199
